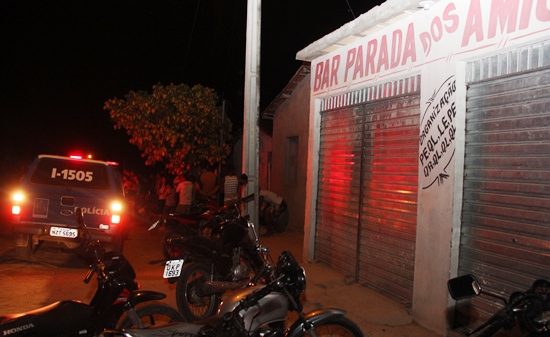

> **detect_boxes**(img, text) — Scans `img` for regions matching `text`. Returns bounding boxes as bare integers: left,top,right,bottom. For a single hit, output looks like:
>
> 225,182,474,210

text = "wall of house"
270,75,311,233
259,129,272,192
300,0,550,335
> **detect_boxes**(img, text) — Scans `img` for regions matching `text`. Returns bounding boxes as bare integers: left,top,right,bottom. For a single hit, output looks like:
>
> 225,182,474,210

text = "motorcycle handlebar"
237,279,281,311
476,315,511,337
84,267,95,284
241,193,255,203
467,291,538,337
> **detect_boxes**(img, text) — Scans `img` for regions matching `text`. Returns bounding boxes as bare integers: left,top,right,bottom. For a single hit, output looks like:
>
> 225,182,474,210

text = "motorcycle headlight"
276,251,306,295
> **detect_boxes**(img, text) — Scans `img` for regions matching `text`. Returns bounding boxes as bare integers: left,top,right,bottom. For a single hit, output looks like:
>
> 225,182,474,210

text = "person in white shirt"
259,189,288,236
175,172,195,214
221,164,239,206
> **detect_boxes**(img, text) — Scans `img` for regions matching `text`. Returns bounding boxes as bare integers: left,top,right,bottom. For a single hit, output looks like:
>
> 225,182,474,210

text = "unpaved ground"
0,220,440,337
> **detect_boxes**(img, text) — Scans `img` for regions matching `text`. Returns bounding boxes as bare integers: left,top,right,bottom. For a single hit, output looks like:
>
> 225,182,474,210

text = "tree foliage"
104,83,232,174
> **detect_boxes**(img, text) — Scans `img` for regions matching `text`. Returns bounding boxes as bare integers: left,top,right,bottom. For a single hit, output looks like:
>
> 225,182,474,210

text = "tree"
104,83,232,174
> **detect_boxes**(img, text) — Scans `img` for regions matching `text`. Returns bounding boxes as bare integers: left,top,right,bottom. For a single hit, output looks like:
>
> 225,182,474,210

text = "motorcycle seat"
186,236,224,253
0,300,93,335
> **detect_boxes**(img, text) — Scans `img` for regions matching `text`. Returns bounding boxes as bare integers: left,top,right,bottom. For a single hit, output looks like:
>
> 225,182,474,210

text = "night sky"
0,0,384,181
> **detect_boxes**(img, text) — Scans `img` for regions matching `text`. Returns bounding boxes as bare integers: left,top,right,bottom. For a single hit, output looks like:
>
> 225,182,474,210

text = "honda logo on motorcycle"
3,323,34,336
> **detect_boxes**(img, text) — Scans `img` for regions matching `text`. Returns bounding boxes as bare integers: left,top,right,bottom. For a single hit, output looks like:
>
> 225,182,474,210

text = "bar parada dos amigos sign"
312,0,550,94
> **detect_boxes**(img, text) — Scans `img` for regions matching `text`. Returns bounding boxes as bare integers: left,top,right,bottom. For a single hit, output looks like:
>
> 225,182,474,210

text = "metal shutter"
456,67,550,331
317,93,420,304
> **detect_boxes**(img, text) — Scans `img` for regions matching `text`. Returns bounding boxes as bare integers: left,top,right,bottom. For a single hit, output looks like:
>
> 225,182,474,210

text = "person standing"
221,164,240,206
197,163,219,206
156,176,169,213
175,172,194,214
162,182,177,215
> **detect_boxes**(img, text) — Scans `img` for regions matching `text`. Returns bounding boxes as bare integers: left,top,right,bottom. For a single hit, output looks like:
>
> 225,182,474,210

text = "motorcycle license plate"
50,227,78,238
163,259,184,278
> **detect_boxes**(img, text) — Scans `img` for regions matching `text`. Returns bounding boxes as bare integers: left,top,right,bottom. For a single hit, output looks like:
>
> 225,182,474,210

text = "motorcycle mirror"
148,220,160,231
76,207,84,225
75,207,92,241
448,274,482,300
242,194,255,203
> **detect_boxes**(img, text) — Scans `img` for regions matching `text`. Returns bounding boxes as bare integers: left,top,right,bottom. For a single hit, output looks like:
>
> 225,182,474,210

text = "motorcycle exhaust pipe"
196,280,251,296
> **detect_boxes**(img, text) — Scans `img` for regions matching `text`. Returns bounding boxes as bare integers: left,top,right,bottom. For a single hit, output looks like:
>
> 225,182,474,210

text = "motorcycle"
162,194,275,322
0,208,184,337
148,203,215,259
448,274,550,336
100,250,364,337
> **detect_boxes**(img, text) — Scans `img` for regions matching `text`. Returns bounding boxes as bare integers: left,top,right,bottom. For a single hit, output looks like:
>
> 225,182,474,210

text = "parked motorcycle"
448,274,550,336
101,250,364,337
162,194,275,322
148,203,214,259
0,208,184,337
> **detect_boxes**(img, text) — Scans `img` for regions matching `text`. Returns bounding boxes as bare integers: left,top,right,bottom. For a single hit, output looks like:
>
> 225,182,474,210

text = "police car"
10,154,128,258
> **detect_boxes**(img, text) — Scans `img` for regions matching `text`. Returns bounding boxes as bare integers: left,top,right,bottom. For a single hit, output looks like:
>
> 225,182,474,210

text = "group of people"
154,163,249,216
151,162,289,236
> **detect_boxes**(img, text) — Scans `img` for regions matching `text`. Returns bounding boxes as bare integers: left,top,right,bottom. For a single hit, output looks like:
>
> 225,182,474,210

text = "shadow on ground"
0,233,89,269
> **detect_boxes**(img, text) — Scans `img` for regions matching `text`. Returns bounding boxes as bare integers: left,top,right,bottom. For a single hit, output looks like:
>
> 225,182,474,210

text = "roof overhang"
261,63,311,120
296,0,435,62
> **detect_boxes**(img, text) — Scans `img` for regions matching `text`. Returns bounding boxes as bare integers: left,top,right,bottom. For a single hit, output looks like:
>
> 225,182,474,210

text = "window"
30,158,111,190
285,137,298,183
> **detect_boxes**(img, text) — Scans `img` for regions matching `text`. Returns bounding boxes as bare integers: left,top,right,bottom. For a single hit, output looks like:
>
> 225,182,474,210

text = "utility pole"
242,0,261,235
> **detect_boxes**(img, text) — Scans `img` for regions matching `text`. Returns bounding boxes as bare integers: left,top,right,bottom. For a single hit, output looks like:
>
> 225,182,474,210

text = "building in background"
296,0,550,335
261,64,311,232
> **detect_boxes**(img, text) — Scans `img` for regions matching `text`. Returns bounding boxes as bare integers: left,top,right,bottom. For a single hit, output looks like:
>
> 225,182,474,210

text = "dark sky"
0,0,383,178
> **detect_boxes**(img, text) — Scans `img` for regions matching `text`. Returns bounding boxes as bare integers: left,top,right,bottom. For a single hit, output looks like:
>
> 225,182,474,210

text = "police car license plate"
50,227,78,238
163,259,184,278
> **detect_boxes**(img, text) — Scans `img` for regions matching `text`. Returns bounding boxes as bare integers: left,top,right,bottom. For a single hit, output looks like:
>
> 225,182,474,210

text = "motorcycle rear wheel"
118,303,185,328
298,316,364,337
176,262,220,322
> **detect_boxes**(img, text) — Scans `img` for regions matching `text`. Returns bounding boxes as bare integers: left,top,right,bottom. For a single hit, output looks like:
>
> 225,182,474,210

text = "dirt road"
0,218,439,337
0,218,302,315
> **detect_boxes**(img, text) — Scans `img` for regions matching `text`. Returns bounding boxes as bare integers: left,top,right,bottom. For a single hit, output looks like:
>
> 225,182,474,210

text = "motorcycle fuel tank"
219,285,289,331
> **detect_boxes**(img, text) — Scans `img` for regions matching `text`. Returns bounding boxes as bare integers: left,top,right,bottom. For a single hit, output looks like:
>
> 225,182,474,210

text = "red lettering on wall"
313,55,341,92
520,0,534,29
353,46,364,81
488,0,520,38
431,17,444,42
402,23,417,65
536,0,550,21
391,30,402,68
443,3,459,33
462,0,484,47
330,55,340,87
366,39,377,76
314,62,324,91
377,35,389,73
320,59,330,90
344,48,356,83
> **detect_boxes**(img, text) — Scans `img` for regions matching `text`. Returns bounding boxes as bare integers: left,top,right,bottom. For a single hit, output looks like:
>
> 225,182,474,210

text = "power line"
345,0,357,19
